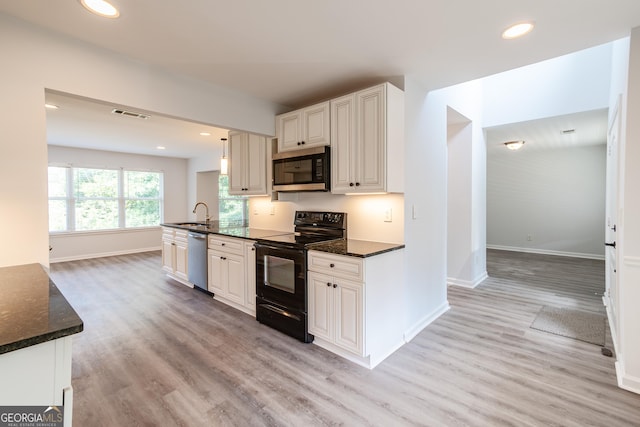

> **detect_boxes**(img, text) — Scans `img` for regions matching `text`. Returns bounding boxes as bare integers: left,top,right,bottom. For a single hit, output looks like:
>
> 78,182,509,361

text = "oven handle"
254,243,304,253
261,304,301,321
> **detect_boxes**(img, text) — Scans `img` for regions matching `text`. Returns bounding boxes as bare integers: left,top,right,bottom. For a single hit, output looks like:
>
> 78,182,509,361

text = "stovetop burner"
255,211,347,248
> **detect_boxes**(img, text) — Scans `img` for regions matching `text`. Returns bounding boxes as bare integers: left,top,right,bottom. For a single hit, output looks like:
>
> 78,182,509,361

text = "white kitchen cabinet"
308,271,363,355
276,101,330,152
331,83,404,194
307,248,405,369
208,235,256,315
228,131,267,196
162,227,189,284
244,241,257,313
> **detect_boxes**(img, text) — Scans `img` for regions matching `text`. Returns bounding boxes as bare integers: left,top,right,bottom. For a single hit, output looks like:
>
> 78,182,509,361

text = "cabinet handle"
329,263,335,268
349,183,354,187
333,284,338,288
220,256,226,260
221,243,225,246
326,282,331,287
251,247,255,251
297,142,301,145
301,141,305,145
355,182,361,186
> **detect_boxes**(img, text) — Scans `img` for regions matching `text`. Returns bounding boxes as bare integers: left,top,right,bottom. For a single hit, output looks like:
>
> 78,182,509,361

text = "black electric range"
254,211,346,342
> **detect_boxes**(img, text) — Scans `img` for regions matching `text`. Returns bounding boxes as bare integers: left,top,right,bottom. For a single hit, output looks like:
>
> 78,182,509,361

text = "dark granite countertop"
0,264,83,355
161,222,290,241
308,239,405,258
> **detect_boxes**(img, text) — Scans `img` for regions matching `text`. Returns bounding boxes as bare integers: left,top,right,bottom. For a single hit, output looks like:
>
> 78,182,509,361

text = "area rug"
530,305,606,346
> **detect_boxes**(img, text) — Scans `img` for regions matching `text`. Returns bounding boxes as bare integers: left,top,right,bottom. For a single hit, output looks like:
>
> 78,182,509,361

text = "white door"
605,96,621,338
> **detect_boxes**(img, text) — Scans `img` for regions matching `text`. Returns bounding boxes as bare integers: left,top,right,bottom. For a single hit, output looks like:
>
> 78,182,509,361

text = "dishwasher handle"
188,232,207,240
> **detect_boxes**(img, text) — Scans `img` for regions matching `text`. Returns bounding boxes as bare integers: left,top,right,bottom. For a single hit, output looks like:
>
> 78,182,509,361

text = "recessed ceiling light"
79,0,120,18
562,129,576,134
156,146,166,150
45,103,59,110
200,132,211,136
504,140,525,150
502,21,535,40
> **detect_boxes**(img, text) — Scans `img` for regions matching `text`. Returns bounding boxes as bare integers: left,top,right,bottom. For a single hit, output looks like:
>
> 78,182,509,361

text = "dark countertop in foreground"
308,239,405,258
162,222,290,241
0,264,83,355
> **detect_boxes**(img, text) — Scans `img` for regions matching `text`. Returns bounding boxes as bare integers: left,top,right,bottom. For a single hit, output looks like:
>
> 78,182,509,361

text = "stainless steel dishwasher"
187,232,209,292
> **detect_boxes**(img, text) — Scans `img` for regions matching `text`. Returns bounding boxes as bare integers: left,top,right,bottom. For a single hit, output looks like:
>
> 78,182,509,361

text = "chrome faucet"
192,202,210,225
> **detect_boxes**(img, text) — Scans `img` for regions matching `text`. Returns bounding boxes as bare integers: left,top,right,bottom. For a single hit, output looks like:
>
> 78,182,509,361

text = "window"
48,166,163,232
218,174,248,226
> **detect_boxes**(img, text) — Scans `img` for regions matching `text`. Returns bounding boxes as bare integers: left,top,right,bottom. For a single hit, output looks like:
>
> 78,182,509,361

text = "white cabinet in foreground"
208,235,257,316
162,227,190,285
307,248,405,369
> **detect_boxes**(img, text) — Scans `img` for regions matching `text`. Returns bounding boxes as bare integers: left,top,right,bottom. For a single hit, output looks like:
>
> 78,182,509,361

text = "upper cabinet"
276,101,330,152
330,83,404,194
228,131,268,196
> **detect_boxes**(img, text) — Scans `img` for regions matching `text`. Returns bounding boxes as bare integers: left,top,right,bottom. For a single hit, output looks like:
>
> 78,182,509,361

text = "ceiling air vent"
111,108,150,119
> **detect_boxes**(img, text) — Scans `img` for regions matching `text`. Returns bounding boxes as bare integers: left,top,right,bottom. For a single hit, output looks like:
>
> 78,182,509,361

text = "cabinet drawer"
208,235,243,254
162,227,175,240
308,251,363,281
174,229,188,243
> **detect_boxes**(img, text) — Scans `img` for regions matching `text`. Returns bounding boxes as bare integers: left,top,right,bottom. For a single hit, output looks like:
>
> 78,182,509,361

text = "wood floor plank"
49,250,640,426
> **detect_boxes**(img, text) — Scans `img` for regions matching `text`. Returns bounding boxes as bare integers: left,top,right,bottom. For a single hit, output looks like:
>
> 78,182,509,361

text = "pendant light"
220,137,228,175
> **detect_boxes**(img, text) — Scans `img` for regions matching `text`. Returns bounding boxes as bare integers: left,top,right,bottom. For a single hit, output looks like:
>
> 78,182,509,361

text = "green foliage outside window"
48,166,163,232
218,174,247,226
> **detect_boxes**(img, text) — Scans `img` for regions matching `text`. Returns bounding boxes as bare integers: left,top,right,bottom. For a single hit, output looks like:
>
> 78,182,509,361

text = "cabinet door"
208,250,225,295
302,102,330,148
356,85,385,192
228,131,246,195
174,240,189,281
330,94,356,194
244,134,267,195
162,239,174,273
225,252,246,305
245,242,256,312
308,272,333,341
277,111,302,152
334,278,363,355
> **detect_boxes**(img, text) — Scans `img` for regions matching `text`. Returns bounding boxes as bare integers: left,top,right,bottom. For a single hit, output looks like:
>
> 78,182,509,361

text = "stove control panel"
294,211,345,228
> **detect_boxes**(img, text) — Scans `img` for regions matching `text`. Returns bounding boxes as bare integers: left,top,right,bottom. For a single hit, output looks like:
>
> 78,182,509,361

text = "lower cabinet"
162,227,189,284
307,248,405,369
208,235,257,316
308,271,363,355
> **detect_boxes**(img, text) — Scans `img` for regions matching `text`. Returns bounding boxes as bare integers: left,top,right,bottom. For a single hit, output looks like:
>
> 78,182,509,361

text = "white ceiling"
45,91,229,159
2,1,637,157
485,109,609,154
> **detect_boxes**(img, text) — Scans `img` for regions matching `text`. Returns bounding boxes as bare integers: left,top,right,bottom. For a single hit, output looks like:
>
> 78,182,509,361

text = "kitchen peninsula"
0,263,83,426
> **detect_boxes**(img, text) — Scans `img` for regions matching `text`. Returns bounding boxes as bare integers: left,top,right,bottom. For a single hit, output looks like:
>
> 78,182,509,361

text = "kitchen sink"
174,222,208,227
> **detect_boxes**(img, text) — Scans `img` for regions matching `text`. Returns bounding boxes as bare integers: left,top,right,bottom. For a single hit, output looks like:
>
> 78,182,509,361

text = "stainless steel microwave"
272,146,330,192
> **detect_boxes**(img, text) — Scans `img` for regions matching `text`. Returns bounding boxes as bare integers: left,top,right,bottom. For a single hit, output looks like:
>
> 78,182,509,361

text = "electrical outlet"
527,234,533,241
384,208,392,222
412,205,418,220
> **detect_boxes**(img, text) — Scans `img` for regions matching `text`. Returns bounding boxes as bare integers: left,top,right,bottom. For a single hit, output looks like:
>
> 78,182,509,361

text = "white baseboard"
616,360,640,395
403,300,450,343
50,246,161,263
486,245,605,261
447,271,488,288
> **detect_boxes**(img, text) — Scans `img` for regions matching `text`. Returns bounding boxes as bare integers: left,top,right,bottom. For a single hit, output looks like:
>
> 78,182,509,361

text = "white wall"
617,28,640,394
0,13,281,268
487,145,606,258
446,88,488,289
249,193,404,243
483,43,613,128
47,146,188,262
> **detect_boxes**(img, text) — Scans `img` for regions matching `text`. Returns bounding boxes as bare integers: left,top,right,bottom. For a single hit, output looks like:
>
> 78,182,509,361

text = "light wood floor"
49,249,640,426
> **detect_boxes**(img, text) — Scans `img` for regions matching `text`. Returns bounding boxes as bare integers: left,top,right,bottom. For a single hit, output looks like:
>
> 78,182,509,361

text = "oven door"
255,243,307,312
